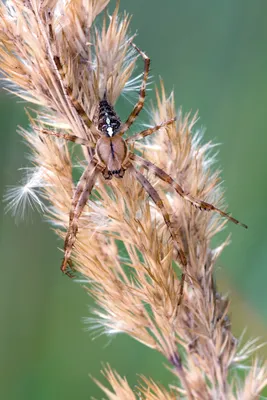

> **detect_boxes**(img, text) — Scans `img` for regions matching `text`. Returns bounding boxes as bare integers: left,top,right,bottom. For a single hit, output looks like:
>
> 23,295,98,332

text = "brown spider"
42,43,247,281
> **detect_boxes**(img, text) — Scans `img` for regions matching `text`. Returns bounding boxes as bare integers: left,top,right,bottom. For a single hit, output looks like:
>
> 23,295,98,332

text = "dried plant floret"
93,365,178,400
0,0,266,399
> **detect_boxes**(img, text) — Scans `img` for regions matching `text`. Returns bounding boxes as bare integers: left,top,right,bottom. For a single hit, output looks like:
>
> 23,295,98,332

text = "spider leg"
69,162,97,223
119,43,150,135
130,164,187,304
53,55,100,137
48,22,99,138
131,153,248,229
39,129,96,148
126,118,176,143
130,164,187,267
61,163,99,275
178,272,185,306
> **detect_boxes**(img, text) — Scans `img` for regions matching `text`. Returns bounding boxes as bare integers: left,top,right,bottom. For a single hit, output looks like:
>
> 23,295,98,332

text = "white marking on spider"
107,126,113,136
105,114,113,136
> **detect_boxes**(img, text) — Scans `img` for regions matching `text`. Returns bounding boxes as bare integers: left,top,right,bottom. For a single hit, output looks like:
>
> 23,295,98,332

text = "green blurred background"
1,0,267,398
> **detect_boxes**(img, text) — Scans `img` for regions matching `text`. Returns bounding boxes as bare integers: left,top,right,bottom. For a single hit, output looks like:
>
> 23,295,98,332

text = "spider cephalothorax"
41,40,247,294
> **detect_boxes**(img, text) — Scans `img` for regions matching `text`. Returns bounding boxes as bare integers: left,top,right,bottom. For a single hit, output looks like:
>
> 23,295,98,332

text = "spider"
41,42,247,280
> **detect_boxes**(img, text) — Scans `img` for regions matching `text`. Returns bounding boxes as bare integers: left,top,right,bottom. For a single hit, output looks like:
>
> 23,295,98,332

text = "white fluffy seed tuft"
3,167,47,222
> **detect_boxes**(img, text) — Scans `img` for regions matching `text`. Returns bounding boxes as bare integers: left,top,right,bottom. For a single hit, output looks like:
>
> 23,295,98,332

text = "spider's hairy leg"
48,22,99,138
126,118,176,143
61,163,99,276
119,43,150,135
68,162,97,224
130,164,187,304
131,154,248,229
52,55,100,137
130,165,187,263
39,129,96,148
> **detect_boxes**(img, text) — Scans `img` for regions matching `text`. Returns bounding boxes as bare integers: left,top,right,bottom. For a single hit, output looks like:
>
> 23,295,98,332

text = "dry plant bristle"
0,0,265,399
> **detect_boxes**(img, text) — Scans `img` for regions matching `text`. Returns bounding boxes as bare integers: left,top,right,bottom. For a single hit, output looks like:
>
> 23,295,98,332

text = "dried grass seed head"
0,0,135,135
1,0,264,399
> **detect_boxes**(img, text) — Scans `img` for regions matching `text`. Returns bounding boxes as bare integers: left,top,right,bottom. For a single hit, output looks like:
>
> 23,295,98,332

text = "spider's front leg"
61,162,100,276
126,118,176,143
119,43,150,135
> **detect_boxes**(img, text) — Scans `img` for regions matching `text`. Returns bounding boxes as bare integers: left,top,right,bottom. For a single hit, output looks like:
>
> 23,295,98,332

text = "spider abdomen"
96,136,128,178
